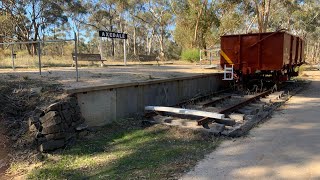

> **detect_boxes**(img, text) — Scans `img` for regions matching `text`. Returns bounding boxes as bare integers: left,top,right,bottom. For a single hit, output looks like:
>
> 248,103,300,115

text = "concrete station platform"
0,64,220,90
0,65,225,126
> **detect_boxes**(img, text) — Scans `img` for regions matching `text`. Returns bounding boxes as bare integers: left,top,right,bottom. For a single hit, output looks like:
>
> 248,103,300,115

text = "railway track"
144,81,309,137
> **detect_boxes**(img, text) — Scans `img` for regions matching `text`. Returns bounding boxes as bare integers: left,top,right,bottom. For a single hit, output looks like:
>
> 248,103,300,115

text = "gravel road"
182,75,320,180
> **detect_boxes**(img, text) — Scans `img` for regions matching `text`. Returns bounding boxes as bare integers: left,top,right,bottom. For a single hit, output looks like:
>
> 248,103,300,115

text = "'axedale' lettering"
99,31,127,39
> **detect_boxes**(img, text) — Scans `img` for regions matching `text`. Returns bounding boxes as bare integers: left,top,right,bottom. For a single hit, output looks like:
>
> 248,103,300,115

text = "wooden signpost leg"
124,39,127,66
11,45,15,70
38,42,42,75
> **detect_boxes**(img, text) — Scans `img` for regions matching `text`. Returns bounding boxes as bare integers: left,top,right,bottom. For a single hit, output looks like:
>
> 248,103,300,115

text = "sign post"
11,45,15,70
74,32,79,82
99,31,128,65
123,39,127,65
37,42,42,75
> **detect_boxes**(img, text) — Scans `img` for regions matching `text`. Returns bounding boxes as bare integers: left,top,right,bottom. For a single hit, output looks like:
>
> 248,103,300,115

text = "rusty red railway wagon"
220,31,305,83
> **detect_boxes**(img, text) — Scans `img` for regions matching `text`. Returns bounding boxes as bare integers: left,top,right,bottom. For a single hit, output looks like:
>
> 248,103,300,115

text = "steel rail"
197,90,271,126
201,95,232,107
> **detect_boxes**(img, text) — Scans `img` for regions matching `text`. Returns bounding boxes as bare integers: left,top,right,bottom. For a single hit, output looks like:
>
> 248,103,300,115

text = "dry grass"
0,54,192,69
26,119,221,180
0,55,73,68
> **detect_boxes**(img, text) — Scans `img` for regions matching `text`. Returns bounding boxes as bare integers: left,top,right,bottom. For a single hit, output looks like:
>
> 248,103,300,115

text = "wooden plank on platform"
145,106,225,119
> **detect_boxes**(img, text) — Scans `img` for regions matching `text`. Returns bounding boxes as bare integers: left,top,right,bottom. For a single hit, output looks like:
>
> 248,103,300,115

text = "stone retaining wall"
28,96,85,152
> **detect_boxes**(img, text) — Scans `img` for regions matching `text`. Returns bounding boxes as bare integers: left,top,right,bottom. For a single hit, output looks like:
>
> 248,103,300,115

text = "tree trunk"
159,26,165,60
148,37,153,55
0,36,3,50
254,0,272,33
133,26,136,56
312,44,316,62
193,0,207,48
148,29,154,55
263,0,271,32
110,18,115,58
26,44,32,55
32,43,37,55
254,0,263,33
315,43,319,63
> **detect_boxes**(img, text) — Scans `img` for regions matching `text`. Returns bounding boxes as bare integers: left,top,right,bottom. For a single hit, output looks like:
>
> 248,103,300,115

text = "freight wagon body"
220,31,305,79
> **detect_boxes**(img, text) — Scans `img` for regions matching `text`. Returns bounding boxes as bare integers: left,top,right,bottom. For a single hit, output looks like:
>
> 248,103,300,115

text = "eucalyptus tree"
126,0,145,56
146,0,174,59
1,0,68,55
0,9,16,49
173,0,220,49
89,0,123,57
65,0,88,44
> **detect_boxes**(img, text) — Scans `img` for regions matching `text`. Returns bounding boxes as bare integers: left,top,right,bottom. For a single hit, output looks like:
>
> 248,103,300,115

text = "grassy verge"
26,119,220,179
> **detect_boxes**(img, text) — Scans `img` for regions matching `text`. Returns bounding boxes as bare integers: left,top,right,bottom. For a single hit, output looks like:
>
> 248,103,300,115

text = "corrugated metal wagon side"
220,31,304,76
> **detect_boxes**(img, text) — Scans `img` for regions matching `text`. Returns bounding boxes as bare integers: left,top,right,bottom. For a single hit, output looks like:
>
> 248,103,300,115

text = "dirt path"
182,76,320,179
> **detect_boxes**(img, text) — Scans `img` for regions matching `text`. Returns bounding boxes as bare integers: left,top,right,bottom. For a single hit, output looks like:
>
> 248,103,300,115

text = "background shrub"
181,48,200,62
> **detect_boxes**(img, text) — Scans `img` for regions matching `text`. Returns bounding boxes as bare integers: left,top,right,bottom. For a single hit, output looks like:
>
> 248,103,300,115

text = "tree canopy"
0,0,319,61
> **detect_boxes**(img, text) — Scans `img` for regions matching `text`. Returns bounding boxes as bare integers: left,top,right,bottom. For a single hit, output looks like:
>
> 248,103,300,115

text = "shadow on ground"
183,80,320,179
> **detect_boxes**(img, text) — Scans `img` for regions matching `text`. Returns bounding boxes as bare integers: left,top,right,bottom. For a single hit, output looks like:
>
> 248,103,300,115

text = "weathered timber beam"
145,106,225,119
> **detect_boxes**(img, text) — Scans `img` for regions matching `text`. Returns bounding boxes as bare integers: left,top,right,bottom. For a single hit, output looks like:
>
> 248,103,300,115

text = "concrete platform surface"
182,78,320,179
0,65,220,90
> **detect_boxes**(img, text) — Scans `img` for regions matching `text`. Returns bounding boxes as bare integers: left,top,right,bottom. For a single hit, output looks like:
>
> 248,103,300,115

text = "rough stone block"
71,120,82,127
42,116,62,128
37,137,47,144
61,109,72,122
66,127,76,134
61,103,70,111
65,132,76,141
45,133,65,140
42,124,64,135
39,139,65,152
29,124,38,132
229,113,245,122
32,108,44,117
28,116,39,127
35,131,44,138
209,123,225,132
62,122,69,130
29,116,42,132
205,123,226,135
74,106,81,114
30,87,42,95
40,111,59,124
71,114,80,122
46,102,61,112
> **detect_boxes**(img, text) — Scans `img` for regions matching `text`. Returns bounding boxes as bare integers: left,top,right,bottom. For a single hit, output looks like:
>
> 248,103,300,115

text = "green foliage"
1,0,319,62
27,121,220,179
181,49,200,62
165,41,182,60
